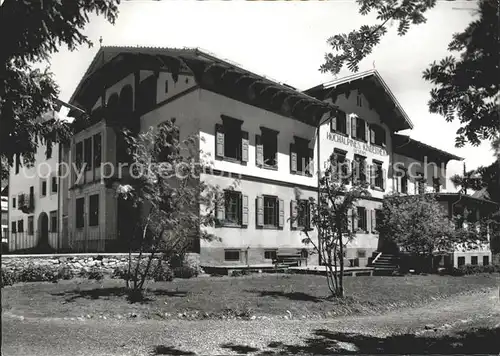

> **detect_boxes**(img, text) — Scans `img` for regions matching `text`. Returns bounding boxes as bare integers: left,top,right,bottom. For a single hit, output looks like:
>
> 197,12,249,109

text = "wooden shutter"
307,148,314,176
241,131,249,163
346,112,351,136
345,158,351,181
216,193,225,222
347,209,353,232
215,124,224,158
330,116,337,131
362,160,368,182
278,199,284,228
242,195,249,226
256,196,264,227
369,165,375,188
382,169,386,191
290,144,297,173
352,160,357,183
255,134,264,166
351,116,357,138
353,207,359,231
290,200,298,229
365,121,370,142
370,126,376,144
371,209,376,233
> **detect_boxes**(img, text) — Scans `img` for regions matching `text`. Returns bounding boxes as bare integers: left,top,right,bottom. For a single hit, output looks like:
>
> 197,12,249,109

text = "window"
375,209,384,232
157,121,180,161
76,198,84,228
28,216,34,235
29,186,34,209
356,207,367,231
370,125,386,147
330,110,347,135
84,137,92,171
11,221,16,233
165,80,169,94
264,196,278,227
356,94,363,107
41,180,47,197
290,137,313,176
471,256,478,265
75,141,83,170
332,149,350,184
50,210,57,233
15,155,20,174
372,161,384,189
225,191,242,225
137,75,157,114
215,116,247,163
258,127,278,168
457,256,465,267
433,177,441,193
12,197,16,208
93,133,102,169
483,256,489,266
416,173,425,194
89,194,99,227
400,170,408,194
357,250,366,258
51,176,58,194
297,200,310,229
224,250,240,261
17,219,24,233
353,155,367,183
351,116,367,141
264,250,277,260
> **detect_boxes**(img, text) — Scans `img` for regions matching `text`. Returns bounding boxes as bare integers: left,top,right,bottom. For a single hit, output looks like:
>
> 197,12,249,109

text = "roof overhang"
393,134,463,164
69,46,338,127
304,69,413,132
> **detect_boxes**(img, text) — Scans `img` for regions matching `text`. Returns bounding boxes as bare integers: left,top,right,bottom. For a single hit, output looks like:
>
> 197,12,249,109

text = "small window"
50,210,57,233
93,133,102,169
28,216,34,235
51,176,58,193
457,256,465,267
400,170,408,194
165,80,169,94
291,137,313,176
373,161,383,189
15,155,20,174
76,198,84,229
471,256,478,265
17,219,24,233
264,196,278,227
84,137,92,171
356,94,362,107
11,221,16,233
357,207,367,231
89,194,99,227
41,180,47,197
357,250,366,258
264,250,277,260
262,128,278,168
297,200,310,229
224,250,240,261
330,110,347,135
483,256,489,266
12,197,16,208
223,118,242,161
224,191,242,226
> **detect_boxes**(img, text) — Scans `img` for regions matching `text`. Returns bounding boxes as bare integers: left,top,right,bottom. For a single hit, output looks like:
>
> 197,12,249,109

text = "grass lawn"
2,273,499,320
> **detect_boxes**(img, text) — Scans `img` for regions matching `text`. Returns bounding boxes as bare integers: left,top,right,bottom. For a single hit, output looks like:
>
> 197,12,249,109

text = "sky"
48,0,495,191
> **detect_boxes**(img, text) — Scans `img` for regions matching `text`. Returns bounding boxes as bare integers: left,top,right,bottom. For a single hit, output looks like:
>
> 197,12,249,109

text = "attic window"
356,95,362,107
165,80,169,94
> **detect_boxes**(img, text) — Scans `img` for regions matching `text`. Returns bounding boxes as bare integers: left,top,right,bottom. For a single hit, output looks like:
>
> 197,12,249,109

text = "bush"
1,269,17,287
87,267,104,281
151,262,174,282
458,264,500,275
113,260,174,282
57,266,74,280
173,265,198,279
17,264,58,282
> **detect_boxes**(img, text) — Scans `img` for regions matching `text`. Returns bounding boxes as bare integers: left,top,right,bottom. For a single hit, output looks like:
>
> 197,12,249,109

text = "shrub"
173,266,198,279
458,264,500,275
151,262,174,282
1,269,17,287
57,266,74,280
17,264,58,282
87,267,104,281
113,260,173,282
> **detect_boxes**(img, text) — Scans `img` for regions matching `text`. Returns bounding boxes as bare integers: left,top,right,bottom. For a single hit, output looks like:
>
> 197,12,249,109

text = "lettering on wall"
326,132,387,156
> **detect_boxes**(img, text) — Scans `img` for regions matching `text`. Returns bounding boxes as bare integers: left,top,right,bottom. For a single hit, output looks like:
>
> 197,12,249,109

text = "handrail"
372,252,383,264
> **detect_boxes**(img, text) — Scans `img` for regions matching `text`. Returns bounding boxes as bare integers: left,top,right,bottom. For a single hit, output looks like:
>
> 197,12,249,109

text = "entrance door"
38,212,49,248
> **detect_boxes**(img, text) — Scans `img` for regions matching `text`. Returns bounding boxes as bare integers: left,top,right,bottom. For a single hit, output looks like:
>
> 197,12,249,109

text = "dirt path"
2,288,499,356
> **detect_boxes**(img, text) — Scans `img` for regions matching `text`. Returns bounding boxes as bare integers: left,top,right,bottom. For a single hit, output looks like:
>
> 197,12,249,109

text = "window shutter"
365,121,370,142
382,169,387,190
351,116,357,138
362,160,368,182
215,124,224,158
242,195,249,226
352,160,357,183
369,165,375,188
278,199,284,228
330,116,337,131
345,158,351,180
256,134,264,166
370,126,376,144
256,196,264,227
290,144,297,173
347,209,353,232
241,131,249,163
290,200,298,229
216,193,225,222
346,112,351,136
371,209,377,233
353,208,359,231
395,177,400,193
307,148,314,176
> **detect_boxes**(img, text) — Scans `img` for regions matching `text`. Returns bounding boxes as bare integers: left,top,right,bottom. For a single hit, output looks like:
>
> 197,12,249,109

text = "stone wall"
2,253,201,276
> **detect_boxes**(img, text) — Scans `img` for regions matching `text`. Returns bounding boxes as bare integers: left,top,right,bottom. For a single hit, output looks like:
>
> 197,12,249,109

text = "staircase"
368,252,399,275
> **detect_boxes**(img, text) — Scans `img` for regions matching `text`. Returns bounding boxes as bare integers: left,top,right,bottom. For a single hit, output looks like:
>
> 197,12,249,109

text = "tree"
296,153,369,297
379,193,486,271
0,0,120,168
321,0,499,147
114,120,223,300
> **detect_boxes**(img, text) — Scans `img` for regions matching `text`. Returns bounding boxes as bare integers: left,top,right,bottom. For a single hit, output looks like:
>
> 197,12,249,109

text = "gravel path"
2,288,499,356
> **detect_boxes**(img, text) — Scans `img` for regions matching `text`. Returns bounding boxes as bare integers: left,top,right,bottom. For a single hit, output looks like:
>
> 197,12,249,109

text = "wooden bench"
273,253,307,268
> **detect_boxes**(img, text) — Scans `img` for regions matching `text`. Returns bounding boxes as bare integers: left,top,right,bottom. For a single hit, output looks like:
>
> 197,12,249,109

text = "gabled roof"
304,69,413,131
393,134,463,163
69,46,338,127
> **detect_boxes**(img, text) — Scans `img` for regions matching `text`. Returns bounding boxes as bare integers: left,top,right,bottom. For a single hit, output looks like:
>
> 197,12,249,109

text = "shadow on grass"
152,345,196,355
221,327,500,355
245,290,324,303
221,343,260,354
52,287,187,304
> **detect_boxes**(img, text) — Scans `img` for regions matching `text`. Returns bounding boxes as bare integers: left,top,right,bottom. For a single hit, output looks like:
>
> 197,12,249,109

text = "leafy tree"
379,193,487,271
321,0,499,147
296,153,369,297
114,120,223,300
